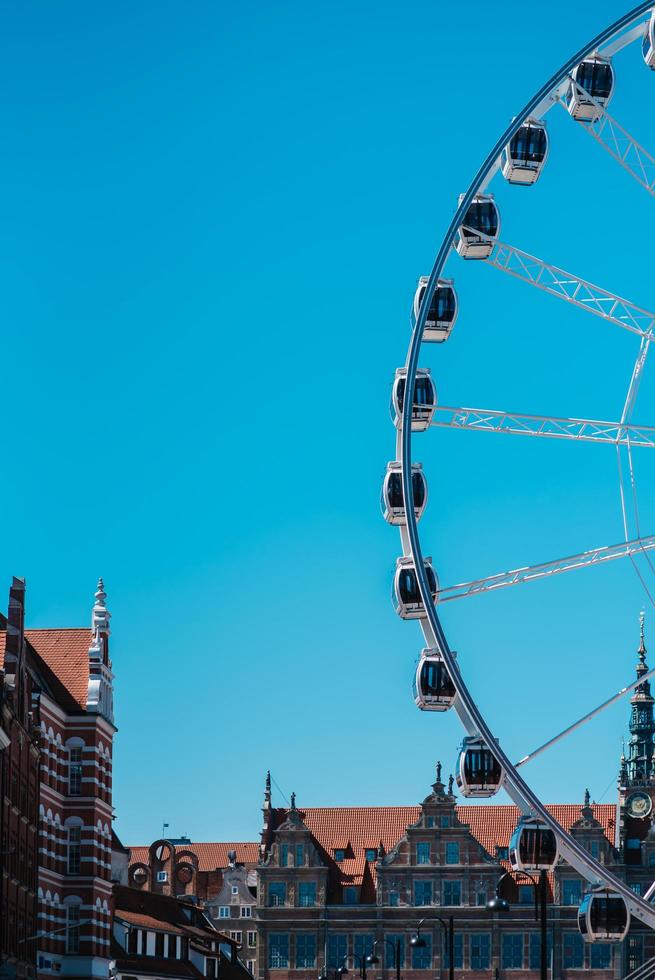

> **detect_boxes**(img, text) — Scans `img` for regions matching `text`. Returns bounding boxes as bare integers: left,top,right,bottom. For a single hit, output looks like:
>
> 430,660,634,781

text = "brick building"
0,578,41,980
0,577,117,980
128,627,655,980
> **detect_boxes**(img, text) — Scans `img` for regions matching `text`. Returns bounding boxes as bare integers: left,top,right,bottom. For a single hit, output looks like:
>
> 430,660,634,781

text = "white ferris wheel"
384,1,655,942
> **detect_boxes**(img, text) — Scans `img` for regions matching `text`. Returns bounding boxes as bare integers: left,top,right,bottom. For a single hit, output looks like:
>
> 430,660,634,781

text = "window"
296,934,316,969
206,960,216,979
298,882,316,907
295,844,304,867
268,934,289,969
365,849,377,862
69,747,82,796
67,827,81,875
589,840,600,858
562,932,584,969
327,935,348,969
426,817,435,828
631,882,643,896
66,905,80,954
502,934,524,969
248,932,257,947
334,849,345,862
157,871,168,882
529,933,552,970
628,936,643,974
417,842,431,865
445,842,460,865
496,846,509,860
248,960,256,974
443,880,461,905
414,880,432,906
412,933,432,969
443,934,463,969
232,886,239,894
470,934,490,970
279,844,288,867
562,879,582,906
388,890,399,907
441,816,451,828
518,884,533,905
230,931,242,944
128,929,138,954
268,882,286,907
155,933,165,956
167,934,177,958
476,889,487,907
343,886,358,905
219,906,230,918
385,936,405,968
241,906,253,917
590,944,612,969
354,936,374,961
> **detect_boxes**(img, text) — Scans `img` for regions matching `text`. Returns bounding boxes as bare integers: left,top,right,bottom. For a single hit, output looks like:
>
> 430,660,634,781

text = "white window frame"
241,906,253,918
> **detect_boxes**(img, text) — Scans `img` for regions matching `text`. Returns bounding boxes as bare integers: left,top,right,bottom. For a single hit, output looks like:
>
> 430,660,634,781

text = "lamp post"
487,870,548,980
366,937,402,980
319,953,367,980
410,914,454,980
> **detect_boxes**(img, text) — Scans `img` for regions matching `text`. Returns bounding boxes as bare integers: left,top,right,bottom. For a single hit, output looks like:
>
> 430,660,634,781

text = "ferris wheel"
384,1,655,940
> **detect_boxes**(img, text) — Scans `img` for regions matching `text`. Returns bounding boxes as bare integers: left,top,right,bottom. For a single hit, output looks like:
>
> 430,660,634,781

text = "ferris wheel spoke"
429,405,655,446
438,534,655,602
515,664,655,768
561,79,655,196
485,237,655,340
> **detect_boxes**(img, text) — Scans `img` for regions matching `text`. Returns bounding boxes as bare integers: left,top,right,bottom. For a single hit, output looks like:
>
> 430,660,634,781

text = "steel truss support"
563,78,655,197
430,405,655,447
486,238,655,341
438,534,655,603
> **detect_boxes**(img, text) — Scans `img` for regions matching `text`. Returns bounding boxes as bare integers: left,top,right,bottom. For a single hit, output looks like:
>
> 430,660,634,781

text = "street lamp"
366,938,402,980
318,953,367,980
487,870,549,980
410,914,455,980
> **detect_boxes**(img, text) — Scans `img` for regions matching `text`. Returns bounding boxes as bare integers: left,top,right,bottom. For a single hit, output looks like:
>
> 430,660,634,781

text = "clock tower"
619,613,655,860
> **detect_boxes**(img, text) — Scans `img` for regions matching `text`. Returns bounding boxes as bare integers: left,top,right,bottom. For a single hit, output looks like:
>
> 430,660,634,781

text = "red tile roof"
128,842,260,872
24,628,92,710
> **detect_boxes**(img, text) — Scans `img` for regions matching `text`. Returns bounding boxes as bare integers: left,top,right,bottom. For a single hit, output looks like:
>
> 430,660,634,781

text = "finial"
290,791,296,810
584,788,590,807
640,610,647,659
448,774,454,795
266,770,271,792
91,578,111,635
436,761,442,783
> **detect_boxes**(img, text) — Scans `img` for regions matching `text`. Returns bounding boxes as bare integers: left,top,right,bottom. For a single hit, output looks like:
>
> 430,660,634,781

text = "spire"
264,770,271,807
639,609,647,667
86,579,114,722
627,612,655,785
290,791,296,811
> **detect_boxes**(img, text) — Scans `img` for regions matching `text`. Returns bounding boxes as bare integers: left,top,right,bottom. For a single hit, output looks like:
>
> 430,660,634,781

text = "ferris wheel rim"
397,1,655,931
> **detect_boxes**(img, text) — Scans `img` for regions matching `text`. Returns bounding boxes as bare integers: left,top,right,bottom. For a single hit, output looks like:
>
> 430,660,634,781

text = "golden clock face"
627,792,652,818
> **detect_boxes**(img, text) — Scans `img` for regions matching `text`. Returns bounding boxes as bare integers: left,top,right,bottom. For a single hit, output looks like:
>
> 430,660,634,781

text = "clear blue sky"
4,0,655,845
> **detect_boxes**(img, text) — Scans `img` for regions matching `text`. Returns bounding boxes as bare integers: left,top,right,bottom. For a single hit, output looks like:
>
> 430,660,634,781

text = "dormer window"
231,886,239,895
334,849,345,862
365,849,377,862
343,886,358,905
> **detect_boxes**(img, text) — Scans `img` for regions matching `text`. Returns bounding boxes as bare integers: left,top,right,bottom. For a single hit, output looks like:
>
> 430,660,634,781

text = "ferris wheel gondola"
509,817,559,872
643,10,655,67
578,889,630,942
413,648,456,711
456,736,505,798
390,368,437,431
566,55,615,121
411,277,458,342
501,119,549,185
392,557,438,619
453,194,500,259
381,462,427,525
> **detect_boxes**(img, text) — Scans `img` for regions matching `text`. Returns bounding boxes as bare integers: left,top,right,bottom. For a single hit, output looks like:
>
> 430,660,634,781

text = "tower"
627,611,655,786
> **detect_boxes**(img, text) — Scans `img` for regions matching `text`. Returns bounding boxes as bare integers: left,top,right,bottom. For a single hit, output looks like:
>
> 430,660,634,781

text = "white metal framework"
430,405,655,446
389,1,655,935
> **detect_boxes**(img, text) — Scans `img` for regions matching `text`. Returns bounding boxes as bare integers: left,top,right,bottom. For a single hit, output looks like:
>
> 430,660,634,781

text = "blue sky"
4,0,655,845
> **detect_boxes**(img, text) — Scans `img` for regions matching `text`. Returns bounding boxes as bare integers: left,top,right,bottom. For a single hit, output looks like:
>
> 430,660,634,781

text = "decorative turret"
86,578,114,723
627,612,655,785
